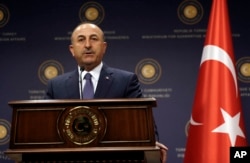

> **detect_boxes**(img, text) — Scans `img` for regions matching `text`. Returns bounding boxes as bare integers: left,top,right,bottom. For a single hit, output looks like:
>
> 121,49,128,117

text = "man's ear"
103,42,107,54
69,45,75,57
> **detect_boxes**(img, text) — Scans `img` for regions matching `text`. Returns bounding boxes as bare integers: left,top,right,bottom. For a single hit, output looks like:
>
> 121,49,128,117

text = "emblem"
79,1,105,25
38,60,64,85
0,4,10,28
62,106,106,145
135,58,162,84
236,57,250,83
0,119,11,145
177,0,203,25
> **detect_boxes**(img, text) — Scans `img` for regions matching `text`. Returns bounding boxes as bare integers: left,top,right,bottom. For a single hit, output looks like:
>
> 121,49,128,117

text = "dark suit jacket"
45,64,142,99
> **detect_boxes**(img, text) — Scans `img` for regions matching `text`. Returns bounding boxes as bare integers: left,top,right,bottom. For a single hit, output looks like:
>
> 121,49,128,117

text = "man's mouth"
84,51,94,55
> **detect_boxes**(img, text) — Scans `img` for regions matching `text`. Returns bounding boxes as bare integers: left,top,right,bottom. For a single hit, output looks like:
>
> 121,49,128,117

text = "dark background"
0,0,249,162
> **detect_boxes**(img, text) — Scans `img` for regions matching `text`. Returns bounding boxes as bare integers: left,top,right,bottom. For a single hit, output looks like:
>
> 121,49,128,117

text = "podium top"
8,97,157,107
7,97,158,155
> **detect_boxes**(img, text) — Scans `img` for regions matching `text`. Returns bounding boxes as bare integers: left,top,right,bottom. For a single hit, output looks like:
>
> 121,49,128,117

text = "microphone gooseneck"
79,68,84,99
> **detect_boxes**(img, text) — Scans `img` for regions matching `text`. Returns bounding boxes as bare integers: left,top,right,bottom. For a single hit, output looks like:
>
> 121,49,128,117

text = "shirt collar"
78,62,103,81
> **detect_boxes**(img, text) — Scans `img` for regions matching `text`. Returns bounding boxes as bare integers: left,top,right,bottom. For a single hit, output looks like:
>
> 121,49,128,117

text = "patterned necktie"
83,73,94,99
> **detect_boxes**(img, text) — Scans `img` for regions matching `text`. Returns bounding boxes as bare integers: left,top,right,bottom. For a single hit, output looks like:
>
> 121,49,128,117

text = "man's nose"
85,39,91,48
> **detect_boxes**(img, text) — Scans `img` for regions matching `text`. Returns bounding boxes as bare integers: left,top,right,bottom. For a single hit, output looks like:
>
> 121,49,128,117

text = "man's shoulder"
104,65,134,76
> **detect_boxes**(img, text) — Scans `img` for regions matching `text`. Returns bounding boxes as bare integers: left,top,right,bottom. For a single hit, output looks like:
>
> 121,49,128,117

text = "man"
46,22,167,162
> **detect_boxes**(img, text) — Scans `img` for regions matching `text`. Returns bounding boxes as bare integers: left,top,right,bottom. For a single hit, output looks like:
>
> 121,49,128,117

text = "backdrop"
0,0,249,162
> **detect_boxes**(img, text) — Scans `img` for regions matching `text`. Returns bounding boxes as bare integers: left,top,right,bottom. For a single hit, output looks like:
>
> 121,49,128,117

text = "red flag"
184,0,248,162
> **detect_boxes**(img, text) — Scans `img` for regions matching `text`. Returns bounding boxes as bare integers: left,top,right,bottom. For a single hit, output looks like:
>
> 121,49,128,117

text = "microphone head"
80,67,84,71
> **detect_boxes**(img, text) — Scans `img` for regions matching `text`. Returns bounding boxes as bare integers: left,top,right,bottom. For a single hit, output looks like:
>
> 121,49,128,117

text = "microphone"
79,67,84,99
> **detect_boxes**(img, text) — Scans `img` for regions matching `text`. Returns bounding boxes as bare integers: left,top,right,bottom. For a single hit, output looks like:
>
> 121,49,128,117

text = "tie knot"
84,73,92,80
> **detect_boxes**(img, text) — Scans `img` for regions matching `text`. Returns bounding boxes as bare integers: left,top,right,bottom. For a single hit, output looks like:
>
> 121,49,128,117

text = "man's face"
69,24,107,71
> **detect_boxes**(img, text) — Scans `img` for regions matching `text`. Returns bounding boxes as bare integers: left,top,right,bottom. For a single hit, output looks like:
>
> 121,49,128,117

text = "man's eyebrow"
90,34,99,38
76,34,99,38
76,35,84,39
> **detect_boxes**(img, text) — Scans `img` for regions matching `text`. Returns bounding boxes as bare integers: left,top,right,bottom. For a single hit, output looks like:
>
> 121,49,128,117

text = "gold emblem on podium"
62,106,107,145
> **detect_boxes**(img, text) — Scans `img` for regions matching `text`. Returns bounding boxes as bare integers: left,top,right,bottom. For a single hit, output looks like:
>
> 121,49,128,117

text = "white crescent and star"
190,115,202,125
189,45,245,145
212,108,245,146
201,45,238,96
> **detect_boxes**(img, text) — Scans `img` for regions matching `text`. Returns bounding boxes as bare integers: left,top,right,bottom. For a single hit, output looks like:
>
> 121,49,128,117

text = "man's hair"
70,22,105,43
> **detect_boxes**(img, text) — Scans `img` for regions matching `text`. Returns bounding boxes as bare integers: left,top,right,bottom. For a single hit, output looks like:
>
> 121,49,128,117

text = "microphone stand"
79,68,84,99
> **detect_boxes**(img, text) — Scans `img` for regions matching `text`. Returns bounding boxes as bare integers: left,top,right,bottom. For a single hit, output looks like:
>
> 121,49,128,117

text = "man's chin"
80,62,96,70
83,61,94,65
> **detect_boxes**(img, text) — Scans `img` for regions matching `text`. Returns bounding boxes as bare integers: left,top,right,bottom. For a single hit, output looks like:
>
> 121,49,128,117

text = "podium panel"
5,98,161,162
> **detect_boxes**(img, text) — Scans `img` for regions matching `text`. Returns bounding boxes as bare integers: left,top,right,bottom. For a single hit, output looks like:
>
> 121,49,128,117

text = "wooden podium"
5,98,161,163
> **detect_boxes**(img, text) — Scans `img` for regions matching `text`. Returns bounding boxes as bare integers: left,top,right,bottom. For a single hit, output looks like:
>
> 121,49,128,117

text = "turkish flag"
184,0,248,162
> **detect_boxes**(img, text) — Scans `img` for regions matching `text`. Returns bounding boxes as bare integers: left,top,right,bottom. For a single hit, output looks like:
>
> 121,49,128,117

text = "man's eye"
91,37,98,41
78,38,84,42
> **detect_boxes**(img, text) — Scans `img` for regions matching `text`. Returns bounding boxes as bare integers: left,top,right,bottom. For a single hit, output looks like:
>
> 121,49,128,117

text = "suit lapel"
66,70,80,99
94,65,113,98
